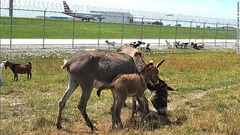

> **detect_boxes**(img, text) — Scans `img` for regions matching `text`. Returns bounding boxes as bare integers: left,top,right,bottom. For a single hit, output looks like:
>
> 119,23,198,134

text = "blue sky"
42,0,238,20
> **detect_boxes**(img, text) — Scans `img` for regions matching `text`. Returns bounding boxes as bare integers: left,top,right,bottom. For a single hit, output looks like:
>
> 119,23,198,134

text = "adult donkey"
56,50,150,131
116,44,172,116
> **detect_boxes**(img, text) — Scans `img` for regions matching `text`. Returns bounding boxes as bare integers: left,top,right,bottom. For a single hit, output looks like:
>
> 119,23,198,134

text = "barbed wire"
1,0,237,25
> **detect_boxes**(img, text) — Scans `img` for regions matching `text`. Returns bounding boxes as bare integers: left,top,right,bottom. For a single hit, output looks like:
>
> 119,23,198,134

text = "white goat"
105,40,116,49
0,61,7,85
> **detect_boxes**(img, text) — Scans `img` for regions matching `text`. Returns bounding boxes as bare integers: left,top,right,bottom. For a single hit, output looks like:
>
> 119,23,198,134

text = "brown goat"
97,61,162,129
4,61,32,81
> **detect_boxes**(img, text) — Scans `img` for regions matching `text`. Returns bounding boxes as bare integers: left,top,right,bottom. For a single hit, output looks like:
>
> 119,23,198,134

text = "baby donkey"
97,60,164,129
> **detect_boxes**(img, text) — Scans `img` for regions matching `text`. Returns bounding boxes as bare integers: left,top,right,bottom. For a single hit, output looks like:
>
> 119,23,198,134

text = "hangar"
90,11,133,24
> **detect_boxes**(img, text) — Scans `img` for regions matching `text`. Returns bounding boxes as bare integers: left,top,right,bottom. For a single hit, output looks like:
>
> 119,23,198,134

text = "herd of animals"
106,40,205,51
0,44,178,131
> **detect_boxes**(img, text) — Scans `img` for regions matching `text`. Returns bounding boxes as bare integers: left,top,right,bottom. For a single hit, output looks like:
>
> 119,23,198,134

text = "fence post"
237,2,240,53
9,10,13,49
72,12,76,49
121,14,124,44
175,19,178,42
189,21,193,43
140,17,144,41
158,18,163,47
97,15,101,49
42,9,47,49
202,22,206,43
225,23,229,47
0,4,2,52
214,23,218,47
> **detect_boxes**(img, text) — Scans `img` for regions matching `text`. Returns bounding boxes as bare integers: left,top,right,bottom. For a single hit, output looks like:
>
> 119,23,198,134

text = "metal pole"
158,19,163,47
9,0,13,17
9,0,13,49
121,14,124,44
189,21,193,43
10,10,12,49
42,9,47,49
237,2,240,53
225,24,229,47
97,15,101,49
140,17,144,41
202,22,206,43
215,23,218,47
72,13,75,49
0,1,2,53
175,20,178,42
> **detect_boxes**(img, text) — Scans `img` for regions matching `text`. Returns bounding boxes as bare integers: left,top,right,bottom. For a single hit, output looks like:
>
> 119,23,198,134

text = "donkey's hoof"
56,124,62,129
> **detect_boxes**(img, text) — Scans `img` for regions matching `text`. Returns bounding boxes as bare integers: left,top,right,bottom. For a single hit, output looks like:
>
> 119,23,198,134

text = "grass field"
0,50,239,134
1,17,237,39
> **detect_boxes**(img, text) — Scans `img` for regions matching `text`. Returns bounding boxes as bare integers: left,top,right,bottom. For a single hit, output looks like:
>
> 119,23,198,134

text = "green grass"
1,17,236,39
0,50,240,134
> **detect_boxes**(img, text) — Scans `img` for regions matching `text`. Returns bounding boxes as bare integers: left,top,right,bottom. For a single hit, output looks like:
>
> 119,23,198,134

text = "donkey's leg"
56,73,79,129
131,96,137,119
138,96,150,122
111,100,117,129
111,99,124,129
117,100,125,129
27,73,30,80
14,73,18,81
77,84,97,131
136,96,144,114
29,71,32,80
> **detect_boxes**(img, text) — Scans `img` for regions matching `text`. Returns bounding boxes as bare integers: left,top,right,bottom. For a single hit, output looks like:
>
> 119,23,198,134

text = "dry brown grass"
0,50,240,134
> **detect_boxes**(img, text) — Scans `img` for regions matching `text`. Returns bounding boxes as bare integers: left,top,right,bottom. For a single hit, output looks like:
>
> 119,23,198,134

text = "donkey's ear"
167,86,175,91
149,60,154,65
156,60,165,68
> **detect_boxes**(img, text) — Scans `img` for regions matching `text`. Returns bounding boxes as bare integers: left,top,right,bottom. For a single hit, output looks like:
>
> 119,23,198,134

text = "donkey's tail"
97,83,113,97
61,59,68,69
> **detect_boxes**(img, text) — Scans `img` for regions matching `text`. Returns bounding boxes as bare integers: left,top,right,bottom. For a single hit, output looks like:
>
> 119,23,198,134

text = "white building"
90,11,133,23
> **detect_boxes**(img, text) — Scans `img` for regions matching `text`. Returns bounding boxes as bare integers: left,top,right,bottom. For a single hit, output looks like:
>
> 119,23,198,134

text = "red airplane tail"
63,1,72,13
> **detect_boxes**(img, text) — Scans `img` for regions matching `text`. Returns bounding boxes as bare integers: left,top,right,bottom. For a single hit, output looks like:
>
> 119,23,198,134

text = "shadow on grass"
123,110,188,131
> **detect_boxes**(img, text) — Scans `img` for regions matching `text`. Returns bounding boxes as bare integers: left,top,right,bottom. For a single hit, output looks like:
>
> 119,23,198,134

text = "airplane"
63,1,105,22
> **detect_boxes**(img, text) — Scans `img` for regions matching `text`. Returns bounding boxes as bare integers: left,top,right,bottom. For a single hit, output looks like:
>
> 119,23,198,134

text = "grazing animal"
130,41,145,48
145,44,151,52
105,40,116,49
180,42,189,48
4,61,32,81
116,44,146,72
191,42,204,50
56,50,144,131
0,61,7,85
175,41,189,49
147,78,175,116
174,41,180,48
97,61,162,129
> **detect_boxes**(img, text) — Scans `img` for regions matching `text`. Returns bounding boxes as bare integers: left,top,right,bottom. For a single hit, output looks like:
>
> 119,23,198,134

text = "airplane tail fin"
63,1,72,13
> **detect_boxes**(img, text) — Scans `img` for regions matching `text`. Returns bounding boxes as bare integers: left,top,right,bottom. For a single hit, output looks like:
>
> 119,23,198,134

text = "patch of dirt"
168,83,240,111
0,95,24,106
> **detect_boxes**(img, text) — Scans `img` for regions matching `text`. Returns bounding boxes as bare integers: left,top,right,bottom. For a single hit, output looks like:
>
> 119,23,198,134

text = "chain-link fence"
0,0,238,51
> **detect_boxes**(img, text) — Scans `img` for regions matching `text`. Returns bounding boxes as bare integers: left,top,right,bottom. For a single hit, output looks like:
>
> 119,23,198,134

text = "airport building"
90,11,133,24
